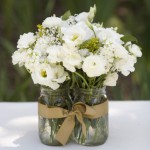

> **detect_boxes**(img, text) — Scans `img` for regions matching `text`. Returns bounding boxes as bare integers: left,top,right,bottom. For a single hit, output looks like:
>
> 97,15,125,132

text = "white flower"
75,12,89,22
12,50,27,66
82,55,107,77
94,27,123,44
47,46,64,63
99,46,114,72
34,36,50,54
103,72,118,86
51,65,69,83
126,42,142,57
114,55,137,76
63,51,82,72
42,17,62,28
17,32,36,49
24,50,41,72
75,5,96,23
113,43,128,58
31,63,68,90
62,22,94,46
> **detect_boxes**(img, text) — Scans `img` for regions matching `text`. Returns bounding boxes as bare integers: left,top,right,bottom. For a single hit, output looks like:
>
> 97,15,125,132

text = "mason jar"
72,87,108,146
38,86,71,146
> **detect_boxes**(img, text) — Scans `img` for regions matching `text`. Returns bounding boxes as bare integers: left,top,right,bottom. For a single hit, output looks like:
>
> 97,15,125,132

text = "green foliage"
79,38,101,53
121,34,138,43
61,10,71,20
0,0,150,101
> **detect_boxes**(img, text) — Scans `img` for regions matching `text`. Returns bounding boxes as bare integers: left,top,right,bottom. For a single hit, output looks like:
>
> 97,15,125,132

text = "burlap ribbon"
38,100,108,145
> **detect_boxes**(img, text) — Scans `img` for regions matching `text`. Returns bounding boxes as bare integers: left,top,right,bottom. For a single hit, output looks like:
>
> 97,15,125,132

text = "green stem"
70,73,75,89
74,73,80,88
74,72,90,88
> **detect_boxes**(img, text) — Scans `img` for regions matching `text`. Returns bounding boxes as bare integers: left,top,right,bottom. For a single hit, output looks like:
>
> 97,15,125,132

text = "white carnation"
34,36,50,54
24,51,41,72
126,42,142,57
47,46,64,63
12,50,27,66
17,32,36,49
114,55,137,76
103,72,118,86
42,17,62,28
82,55,107,77
94,27,123,44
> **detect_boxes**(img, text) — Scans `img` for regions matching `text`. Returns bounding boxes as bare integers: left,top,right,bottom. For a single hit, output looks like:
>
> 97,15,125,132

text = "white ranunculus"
63,51,82,72
82,55,107,77
42,17,62,28
17,32,36,49
103,72,118,86
47,46,64,63
126,42,142,57
62,22,94,46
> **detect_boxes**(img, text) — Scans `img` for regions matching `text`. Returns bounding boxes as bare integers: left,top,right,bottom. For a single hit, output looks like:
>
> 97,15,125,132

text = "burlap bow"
38,100,108,145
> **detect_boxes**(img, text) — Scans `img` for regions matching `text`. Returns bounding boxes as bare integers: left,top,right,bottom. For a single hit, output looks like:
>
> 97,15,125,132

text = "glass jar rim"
40,86,69,95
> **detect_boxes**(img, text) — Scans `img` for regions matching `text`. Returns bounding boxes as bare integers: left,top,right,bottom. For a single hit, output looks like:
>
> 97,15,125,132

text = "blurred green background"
0,0,150,101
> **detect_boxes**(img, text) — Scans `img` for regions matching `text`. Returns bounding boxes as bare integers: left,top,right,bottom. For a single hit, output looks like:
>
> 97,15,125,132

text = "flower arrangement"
12,5,142,146
12,5,142,90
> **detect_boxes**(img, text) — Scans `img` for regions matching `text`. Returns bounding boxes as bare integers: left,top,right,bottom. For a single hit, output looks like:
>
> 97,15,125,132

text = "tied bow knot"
38,100,108,145
56,102,92,145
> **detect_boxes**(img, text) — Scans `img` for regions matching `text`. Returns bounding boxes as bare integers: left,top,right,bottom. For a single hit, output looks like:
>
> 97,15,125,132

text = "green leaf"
121,34,138,43
61,10,71,20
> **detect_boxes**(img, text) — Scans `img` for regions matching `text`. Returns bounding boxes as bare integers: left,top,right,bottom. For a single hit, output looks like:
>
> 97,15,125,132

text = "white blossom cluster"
12,5,142,89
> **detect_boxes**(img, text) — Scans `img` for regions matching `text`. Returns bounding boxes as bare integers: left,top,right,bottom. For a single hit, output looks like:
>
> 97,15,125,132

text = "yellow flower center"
41,70,47,78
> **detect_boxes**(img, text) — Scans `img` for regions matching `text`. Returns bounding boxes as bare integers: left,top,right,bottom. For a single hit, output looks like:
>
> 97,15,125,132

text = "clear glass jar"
38,86,71,146
72,87,108,146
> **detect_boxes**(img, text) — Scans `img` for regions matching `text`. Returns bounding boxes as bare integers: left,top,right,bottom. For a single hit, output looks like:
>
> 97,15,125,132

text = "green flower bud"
88,4,96,22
